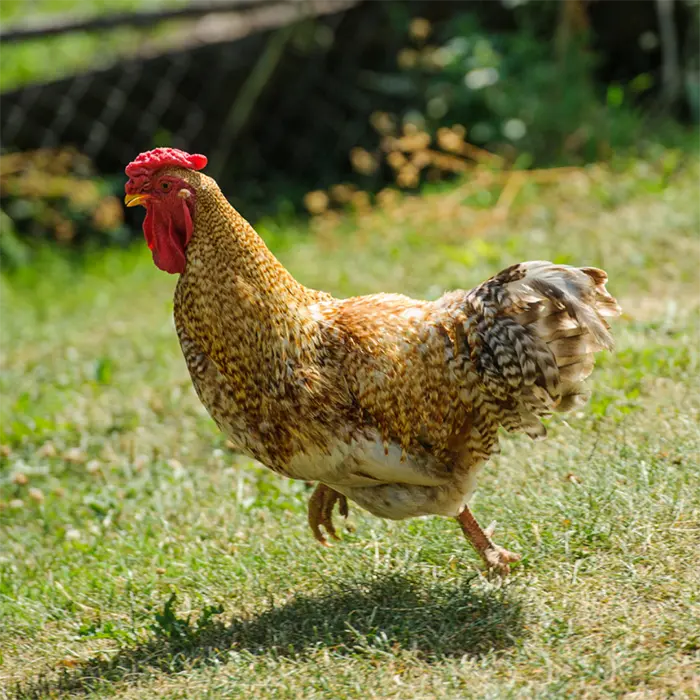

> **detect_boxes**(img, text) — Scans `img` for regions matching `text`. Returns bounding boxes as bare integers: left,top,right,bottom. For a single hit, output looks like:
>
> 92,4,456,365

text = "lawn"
1,154,699,699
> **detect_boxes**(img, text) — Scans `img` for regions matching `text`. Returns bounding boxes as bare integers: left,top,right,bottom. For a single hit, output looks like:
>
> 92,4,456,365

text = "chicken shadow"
14,573,524,698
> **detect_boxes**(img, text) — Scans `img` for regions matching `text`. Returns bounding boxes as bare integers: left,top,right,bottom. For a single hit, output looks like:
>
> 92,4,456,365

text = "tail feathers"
519,263,619,415
466,261,620,433
509,263,618,348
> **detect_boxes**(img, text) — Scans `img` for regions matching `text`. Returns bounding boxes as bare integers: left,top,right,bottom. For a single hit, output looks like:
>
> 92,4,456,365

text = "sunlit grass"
1,156,699,699
0,0,189,92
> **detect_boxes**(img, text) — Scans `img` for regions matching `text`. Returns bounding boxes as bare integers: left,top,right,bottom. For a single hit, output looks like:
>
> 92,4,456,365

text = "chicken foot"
308,483,349,546
456,505,521,575
308,485,519,573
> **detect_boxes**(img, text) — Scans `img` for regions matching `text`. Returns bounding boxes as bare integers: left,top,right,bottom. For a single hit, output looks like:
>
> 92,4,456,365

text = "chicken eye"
160,181,171,192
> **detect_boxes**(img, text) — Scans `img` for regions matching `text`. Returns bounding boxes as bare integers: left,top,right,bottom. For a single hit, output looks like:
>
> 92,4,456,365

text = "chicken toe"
307,483,349,546
482,544,522,575
456,506,521,575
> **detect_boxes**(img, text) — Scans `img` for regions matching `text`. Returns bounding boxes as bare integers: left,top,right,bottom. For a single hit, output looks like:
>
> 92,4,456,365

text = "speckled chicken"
125,148,620,573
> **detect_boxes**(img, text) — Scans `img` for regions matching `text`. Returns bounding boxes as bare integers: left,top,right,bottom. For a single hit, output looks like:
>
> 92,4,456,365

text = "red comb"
125,148,207,177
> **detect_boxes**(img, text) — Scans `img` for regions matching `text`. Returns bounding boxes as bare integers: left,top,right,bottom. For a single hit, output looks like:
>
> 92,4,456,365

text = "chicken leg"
308,483,349,546
457,505,521,575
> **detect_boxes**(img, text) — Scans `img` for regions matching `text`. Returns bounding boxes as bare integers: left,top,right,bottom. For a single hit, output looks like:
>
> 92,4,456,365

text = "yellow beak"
124,193,151,207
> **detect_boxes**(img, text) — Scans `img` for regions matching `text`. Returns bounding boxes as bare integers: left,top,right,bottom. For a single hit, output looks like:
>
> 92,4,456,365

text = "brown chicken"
125,148,620,573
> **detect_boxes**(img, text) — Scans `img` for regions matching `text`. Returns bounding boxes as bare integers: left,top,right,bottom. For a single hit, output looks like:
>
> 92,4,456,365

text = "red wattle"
141,199,194,274
143,208,156,251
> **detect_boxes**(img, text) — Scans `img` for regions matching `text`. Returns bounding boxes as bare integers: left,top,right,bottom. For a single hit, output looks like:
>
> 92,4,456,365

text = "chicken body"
127,154,620,573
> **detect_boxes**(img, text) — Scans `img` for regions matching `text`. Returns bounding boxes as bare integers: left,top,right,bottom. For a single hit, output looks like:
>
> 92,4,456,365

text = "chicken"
125,148,620,574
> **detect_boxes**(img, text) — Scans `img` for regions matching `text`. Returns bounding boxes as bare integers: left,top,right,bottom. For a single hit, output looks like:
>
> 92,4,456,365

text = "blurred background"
0,0,698,262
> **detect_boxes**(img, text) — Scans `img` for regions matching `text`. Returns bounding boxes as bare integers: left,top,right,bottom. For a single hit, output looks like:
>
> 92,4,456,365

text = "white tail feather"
465,260,620,438
508,261,620,416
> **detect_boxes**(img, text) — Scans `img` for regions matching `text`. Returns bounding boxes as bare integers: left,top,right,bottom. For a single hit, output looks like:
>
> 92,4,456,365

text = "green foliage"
0,0,188,92
151,592,224,645
387,14,687,166
0,150,129,269
0,210,31,267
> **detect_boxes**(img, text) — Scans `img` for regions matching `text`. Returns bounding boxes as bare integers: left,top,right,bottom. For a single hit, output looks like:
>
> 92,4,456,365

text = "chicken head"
124,148,206,274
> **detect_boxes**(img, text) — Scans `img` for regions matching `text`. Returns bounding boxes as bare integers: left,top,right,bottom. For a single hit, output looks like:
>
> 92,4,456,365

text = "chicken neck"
174,179,326,384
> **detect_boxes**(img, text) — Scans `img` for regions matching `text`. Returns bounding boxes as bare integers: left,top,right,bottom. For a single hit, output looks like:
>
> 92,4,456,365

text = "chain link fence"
0,1,450,215
1,0,696,250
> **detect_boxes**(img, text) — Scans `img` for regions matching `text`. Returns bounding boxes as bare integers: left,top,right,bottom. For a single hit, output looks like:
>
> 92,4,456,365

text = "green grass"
0,0,187,92
1,156,699,699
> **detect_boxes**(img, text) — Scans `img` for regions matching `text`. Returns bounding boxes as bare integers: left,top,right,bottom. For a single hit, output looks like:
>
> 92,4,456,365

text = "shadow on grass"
14,573,524,698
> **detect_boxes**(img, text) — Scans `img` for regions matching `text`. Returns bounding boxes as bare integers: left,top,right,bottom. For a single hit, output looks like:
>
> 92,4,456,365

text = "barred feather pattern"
166,168,619,521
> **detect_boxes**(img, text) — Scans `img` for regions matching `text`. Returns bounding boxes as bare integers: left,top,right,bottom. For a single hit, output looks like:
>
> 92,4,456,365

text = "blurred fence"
0,0,451,213
0,0,697,246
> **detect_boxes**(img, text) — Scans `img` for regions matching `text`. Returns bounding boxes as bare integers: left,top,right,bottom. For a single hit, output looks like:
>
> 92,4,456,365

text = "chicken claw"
307,483,349,546
456,507,521,575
